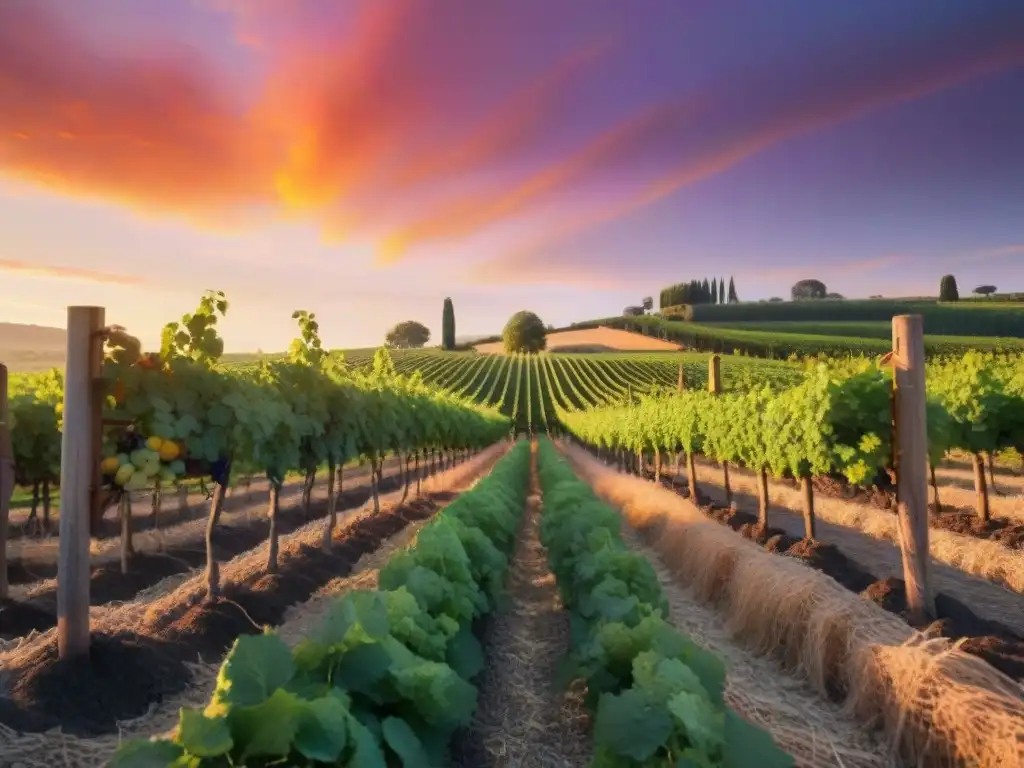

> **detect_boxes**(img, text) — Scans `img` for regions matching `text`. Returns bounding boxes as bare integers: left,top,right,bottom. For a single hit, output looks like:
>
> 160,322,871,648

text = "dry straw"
562,443,1024,768
455,474,591,768
695,458,1024,596
623,527,899,768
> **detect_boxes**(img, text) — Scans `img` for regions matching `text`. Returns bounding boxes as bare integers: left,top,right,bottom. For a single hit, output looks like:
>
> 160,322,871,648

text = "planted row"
559,354,1024,534
535,439,793,767
112,440,532,767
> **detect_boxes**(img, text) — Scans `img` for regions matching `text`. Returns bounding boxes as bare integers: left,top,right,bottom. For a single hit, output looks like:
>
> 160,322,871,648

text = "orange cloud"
391,42,611,189
377,99,700,261
2,0,1023,262
0,258,144,285
0,3,279,221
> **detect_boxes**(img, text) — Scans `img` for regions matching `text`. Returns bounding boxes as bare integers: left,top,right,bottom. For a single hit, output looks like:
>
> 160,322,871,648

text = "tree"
503,311,547,353
441,298,456,350
825,293,845,300
385,320,430,349
641,296,653,313
939,275,959,302
623,305,644,317
791,279,827,300
710,277,718,305
727,276,738,304
718,278,725,305
973,285,998,297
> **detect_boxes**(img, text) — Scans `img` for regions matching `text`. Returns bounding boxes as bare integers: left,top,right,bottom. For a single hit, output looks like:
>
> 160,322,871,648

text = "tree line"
659,277,738,309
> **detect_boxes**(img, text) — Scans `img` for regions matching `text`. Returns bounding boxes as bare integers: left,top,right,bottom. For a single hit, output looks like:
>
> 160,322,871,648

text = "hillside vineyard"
3,299,1024,768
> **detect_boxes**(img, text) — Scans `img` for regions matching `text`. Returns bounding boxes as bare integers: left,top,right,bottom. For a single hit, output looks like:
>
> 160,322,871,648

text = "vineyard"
343,349,803,433
3,304,1024,767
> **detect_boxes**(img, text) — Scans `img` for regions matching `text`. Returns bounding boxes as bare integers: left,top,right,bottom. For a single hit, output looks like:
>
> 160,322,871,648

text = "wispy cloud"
0,258,145,285
1,0,1022,264
950,244,1024,263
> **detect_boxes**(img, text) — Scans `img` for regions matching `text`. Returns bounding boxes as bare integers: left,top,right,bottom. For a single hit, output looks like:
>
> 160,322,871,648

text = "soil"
3,459,402,543
474,326,682,354
650,458,1024,553
805,471,1024,551
699,501,1024,682
4,470,406,591
928,510,1024,550
0,634,190,738
0,493,449,736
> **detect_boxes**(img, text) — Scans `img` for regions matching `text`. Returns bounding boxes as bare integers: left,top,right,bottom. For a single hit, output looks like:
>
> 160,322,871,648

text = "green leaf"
207,403,231,427
176,708,233,757
666,690,724,757
723,709,794,768
593,688,673,762
381,716,431,768
334,642,394,701
207,632,295,714
445,624,485,681
108,739,186,767
228,687,301,760
294,694,350,763
347,713,389,768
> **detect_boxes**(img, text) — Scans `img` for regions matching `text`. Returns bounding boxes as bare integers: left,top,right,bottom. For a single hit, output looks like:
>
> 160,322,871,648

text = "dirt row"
658,455,1024,599
454,447,895,768
452,454,590,768
0,448,501,738
797,472,1024,549
0,466,412,641
0,465,476,768
633,458,1024,681
5,455,408,542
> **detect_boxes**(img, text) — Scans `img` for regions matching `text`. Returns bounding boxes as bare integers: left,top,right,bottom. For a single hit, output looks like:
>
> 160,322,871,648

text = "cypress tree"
441,297,456,350
711,277,718,305
939,275,959,302
719,277,725,305
728,276,738,304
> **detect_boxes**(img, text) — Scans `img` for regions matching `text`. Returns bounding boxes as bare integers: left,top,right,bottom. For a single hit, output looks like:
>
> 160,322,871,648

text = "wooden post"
891,315,935,624
677,362,685,391
708,355,722,394
707,355,731,505
972,453,991,522
58,306,105,659
0,364,14,600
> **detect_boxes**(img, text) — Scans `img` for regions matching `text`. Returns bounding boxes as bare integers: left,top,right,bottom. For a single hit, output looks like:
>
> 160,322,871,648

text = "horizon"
2,1,1023,351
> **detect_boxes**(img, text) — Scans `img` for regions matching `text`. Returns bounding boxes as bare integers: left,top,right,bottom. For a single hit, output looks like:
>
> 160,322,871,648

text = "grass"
586,315,1024,359
686,297,1024,337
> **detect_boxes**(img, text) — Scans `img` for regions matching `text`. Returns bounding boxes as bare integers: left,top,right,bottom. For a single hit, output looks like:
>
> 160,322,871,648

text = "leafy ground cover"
534,439,793,767
111,440,531,767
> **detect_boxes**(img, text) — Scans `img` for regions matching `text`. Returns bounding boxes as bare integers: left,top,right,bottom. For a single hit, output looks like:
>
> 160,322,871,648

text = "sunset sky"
2,0,1023,351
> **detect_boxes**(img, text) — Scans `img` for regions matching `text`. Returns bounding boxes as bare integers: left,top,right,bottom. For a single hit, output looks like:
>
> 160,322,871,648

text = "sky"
1,0,1023,351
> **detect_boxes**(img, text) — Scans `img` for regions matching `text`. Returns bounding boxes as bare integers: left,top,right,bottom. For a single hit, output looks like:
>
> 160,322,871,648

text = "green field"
577,311,1024,360
345,349,802,432
686,298,1024,336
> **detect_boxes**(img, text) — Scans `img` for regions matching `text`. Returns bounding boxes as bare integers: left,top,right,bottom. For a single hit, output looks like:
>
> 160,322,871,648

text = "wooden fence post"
708,355,721,394
57,306,105,659
707,355,731,505
0,363,13,601
892,315,935,625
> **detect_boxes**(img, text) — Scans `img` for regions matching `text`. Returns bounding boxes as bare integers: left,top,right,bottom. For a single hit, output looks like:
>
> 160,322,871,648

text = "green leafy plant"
535,440,794,767
111,442,532,767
